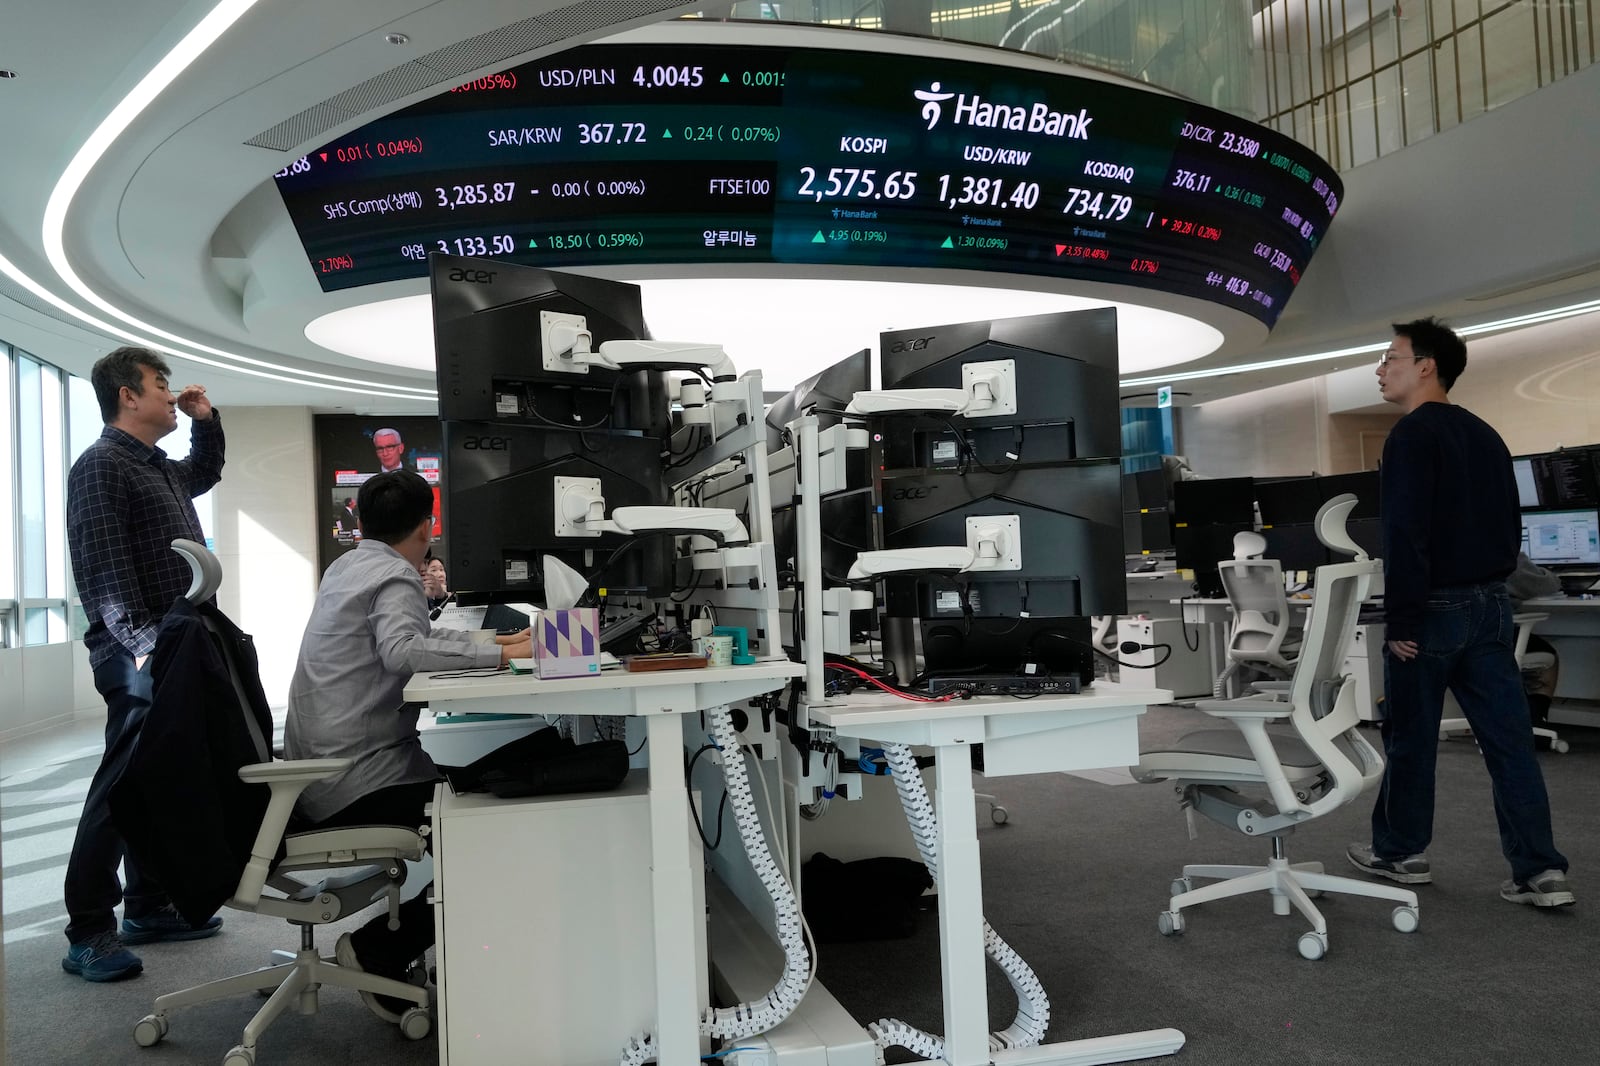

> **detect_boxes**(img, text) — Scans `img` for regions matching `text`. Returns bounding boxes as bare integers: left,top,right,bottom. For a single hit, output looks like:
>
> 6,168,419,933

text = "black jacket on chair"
110,597,276,927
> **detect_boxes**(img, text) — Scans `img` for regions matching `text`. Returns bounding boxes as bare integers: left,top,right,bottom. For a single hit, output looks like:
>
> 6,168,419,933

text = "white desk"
808,681,1185,1066
404,661,804,1066
1524,595,1600,722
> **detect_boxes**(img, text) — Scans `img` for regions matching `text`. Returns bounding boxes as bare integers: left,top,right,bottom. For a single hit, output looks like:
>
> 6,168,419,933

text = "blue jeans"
1370,583,1567,883
64,653,169,943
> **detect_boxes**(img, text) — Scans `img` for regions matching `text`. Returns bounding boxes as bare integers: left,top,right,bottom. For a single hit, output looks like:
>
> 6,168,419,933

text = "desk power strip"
925,674,1083,697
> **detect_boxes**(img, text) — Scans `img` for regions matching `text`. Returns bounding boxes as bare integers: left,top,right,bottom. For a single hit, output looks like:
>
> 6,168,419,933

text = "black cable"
582,530,677,600
669,569,704,602
525,376,622,432
935,415,1022,476
1178,596,1202,653
685,744,728,851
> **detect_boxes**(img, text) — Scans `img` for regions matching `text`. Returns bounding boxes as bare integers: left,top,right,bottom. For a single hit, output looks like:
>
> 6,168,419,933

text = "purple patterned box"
535,607,602,678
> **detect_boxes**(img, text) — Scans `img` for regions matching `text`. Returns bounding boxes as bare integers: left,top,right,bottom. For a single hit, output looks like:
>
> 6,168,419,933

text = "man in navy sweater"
1347,318,1573,907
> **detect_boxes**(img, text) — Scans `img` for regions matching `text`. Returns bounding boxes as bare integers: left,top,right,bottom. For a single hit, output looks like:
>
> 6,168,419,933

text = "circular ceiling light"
305,278,1219,388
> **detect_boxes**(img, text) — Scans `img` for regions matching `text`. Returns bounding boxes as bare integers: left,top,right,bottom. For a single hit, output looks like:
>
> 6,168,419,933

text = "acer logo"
462,436,510,451
890,486,934,501
889,336,935,353
448,268,497,284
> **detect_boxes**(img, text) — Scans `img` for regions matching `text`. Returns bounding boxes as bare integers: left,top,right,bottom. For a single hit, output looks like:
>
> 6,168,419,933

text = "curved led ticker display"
271,42,1342,327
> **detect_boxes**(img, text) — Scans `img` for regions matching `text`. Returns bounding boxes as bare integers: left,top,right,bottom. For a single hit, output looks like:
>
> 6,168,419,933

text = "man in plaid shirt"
61,347,227,982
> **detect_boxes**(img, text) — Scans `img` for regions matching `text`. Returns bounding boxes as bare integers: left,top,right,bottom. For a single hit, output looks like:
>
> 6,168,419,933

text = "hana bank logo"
915,82,956,130
913,79,1094,139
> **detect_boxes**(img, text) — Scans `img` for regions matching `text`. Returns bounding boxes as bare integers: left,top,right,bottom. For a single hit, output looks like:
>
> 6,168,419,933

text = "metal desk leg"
934,742,989,1066
644,705,699,1065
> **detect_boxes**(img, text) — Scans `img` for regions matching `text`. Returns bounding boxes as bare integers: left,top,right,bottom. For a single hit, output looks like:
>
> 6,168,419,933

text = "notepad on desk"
509,652,620,675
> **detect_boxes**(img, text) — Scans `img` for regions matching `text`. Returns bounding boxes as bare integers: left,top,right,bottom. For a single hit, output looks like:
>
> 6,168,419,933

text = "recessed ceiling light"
385,32,410,45
304,279,1221,387
0,70,18,79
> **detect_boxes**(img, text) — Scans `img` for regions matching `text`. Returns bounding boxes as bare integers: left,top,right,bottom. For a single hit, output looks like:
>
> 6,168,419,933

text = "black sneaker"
1501,870,1576,907
62,930,143,982
122,903,224,945
335,933,414,1021
1347,843,1432,884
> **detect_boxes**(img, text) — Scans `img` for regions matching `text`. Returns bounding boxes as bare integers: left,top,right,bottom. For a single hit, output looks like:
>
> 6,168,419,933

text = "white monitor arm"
596,340,737,382
846,546,978,581
843,360,1016,418
608,506,750,545
541,312,737,381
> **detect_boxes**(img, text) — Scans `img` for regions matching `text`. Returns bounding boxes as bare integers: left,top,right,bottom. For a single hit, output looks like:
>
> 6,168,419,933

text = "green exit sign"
1157,385,1173,409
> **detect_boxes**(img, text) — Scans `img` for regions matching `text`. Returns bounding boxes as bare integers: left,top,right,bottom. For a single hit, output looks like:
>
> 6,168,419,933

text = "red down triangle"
1055,244,1067,256
319,153,328,162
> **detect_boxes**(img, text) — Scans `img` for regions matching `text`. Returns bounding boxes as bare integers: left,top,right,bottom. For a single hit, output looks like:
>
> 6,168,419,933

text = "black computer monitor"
877,459,1124,683
1173,523,1252,596
1255,476,1323,526
1123,510,1173,555
429,253,669,434
1521,508,1600,568
1522,451,1600,510
877,308,1120,468
1345,517,1383,561
764,349,871,455
1132,468,1168,511
1262,524,1330,574
1317,471,1381,520
440,421,673,603
1172,477,1256,526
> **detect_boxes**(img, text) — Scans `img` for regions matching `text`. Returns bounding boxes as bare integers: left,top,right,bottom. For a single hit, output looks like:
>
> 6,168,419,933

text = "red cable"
826,661,965,702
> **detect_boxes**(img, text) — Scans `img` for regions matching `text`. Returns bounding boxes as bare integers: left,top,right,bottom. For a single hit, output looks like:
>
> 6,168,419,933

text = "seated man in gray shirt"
285,470,530,1021
1506,550,1561,726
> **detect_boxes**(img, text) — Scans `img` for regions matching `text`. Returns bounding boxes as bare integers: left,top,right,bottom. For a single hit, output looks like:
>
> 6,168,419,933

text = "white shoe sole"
334,933,404,1023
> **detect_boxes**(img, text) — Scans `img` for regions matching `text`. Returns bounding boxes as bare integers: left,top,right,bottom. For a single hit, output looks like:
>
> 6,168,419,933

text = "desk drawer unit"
432,774,708,1065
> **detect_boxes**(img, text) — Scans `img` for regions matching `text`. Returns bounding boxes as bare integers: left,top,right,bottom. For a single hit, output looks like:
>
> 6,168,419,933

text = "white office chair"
1438,611,1568,753
133,540,432,1066
1213,531,1300,699
1134,496,1420,960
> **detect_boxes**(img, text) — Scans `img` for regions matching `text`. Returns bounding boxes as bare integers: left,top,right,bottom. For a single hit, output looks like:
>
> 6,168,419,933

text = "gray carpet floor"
4,704,1594,1065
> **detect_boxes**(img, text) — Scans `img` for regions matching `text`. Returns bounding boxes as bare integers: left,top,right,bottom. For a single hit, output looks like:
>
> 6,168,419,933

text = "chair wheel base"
1157,910,1185,936
133,1014,168,1047
400,1007,433,1040
223,1045,255,1066
1297,931,1328,960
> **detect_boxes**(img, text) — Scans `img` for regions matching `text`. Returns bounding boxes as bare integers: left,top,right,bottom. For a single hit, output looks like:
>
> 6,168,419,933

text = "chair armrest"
1195,699,1293,721
238,758,353,785
1193,699,1302,815
233,758,356,908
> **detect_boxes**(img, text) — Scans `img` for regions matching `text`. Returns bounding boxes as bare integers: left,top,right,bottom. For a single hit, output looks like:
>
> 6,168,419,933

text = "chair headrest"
172,539,223,603
1315,494,1366,561
1232,531,1268,560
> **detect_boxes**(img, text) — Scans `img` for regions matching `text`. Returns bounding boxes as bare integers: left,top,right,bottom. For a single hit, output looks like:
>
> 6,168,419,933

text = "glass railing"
690,0,1594,169
1254,0,1595,170
689,0,1259,115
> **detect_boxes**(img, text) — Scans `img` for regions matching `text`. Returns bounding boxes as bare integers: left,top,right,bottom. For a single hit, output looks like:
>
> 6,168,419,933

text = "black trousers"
64,653,166,943
317,780,437,970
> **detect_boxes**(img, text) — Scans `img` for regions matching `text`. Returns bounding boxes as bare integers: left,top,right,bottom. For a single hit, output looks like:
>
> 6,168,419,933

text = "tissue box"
535,607,601,678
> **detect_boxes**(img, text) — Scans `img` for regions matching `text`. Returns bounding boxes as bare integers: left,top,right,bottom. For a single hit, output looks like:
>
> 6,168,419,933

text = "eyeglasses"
375,442,403,450
1377,350,1426,368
